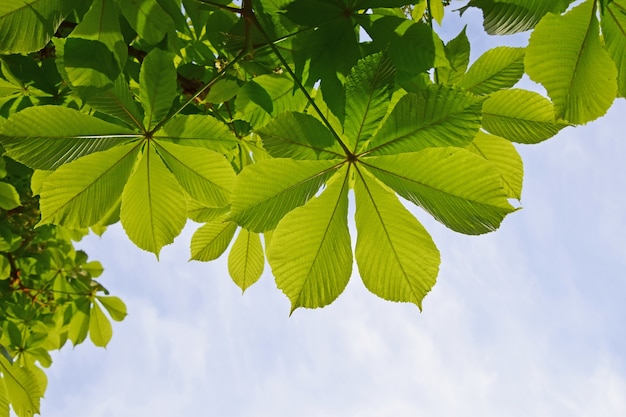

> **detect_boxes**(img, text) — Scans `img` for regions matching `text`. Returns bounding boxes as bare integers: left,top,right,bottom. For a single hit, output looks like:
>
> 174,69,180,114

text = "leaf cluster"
0,0,625,411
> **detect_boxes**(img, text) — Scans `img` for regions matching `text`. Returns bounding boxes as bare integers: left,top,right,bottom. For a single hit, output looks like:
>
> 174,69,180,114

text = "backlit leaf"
228,229,264,292
256,112,345,160
0,0,72,54
87,75,144,130
354,168,439,309
0,356,41,417
439,26,470,85
120,142,186,255
362,148,515,234
39,142,141,228
190,220,237,261
267,167,352,312
459,47,525,95
155,140,235,208
0,106,139,170
230,158,344,232
467,131,523,200
157,115,238,153
96,296,128,322
89,301,112,348
482,89,567,144
364,85,483,155
602,0,626,97
525,0,618,124
139,49,177,130
344,52,395,152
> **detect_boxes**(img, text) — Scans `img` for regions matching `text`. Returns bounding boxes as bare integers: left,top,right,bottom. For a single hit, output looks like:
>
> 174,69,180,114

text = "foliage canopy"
0,0,624,414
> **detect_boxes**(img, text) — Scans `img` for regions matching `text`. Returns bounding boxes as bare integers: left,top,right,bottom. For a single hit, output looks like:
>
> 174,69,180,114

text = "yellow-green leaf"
228,229,264,292
89,301,112,348
190,220,237,261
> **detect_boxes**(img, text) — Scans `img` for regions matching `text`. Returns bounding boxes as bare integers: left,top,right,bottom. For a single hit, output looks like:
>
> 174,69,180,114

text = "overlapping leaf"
139,49,177,130
267,167,352,312
482,89,568,143
526,0,617,124
459,47,525,95
190,220,238,261
602,0,626,97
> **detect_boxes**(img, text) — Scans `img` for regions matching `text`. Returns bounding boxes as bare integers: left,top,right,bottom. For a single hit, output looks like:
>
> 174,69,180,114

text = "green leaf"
256,112,345,160
0,356,41,417
344,52,395,152
354,168,439,309
139,49,177,130
482,89,567,144
466,131,523,200
0,0,73,54
87,75,144,130
439,26,470,85
190,220,237,261
430,0,445,24
96,296,128,322
361,148,515,235
0,254,10,280
154,140,235,208
459,47,525,95
235,74,308,129
602,0,626,97
364,85,483,155
461,0,571,35
267,167,352,312
118,0,175,45
230,158,343,232
156,115,238,153
0,106,140,170
63,0,127,96
121,142,187,256
0,376,9,417
525,0,618,124
186,199,230,223
39,142,140,228
228,228,264,292
89,301,112,348
0,183,20,210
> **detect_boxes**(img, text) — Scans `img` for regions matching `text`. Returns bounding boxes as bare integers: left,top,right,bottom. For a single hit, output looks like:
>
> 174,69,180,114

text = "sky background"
38,5,626,417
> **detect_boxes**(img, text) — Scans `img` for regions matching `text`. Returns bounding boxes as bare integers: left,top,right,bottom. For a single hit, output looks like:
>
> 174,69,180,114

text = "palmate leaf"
228,228,264,292
96,296,128,322
459,47,525,95
344,52,395,152
139,49,177,130
602,0,626,97
157,115,238,153
361,148,515,235
267,166,352,312
154,140,235,208
190,220,238,261
230,158,344,232
235,73,308,129
0,0,73,54
526,0,618,124
363,84,483,155
39,142,141,228
482,89,568,144
256,112,345,160
120,142,187,256
0,355,41,417
0,106,140,170
467,131,523,200
354,168,439,309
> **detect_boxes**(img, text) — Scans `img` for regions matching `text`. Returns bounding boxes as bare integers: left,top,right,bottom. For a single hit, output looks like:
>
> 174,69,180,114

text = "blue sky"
39,6,626,417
